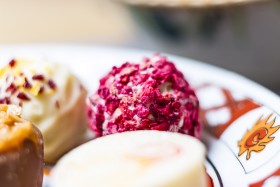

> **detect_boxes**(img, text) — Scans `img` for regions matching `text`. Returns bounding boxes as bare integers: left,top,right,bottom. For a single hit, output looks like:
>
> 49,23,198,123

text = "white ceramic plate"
0,45,280,187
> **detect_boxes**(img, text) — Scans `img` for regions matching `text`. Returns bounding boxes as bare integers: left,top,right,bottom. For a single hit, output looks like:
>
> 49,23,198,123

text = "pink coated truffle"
87,55,200,138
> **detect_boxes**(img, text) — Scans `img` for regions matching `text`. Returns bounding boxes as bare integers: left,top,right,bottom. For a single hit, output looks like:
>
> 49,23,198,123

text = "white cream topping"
0,58,87,163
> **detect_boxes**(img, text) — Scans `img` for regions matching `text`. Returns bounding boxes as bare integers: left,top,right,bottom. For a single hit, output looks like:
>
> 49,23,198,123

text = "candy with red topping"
87,55,200,138
0,58,88,163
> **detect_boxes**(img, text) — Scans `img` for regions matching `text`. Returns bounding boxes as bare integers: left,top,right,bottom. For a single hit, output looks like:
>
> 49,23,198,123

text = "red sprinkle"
55,100,60,109
9,59,16,67
0,97,11,104
23,78,32,89
47,79,56,90
39,86,44,94
17,92,30,101
32,74,45,81
6,83,18,94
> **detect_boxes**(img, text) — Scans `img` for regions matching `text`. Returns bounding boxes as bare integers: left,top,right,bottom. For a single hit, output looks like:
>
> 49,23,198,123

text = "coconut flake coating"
87,55,200,138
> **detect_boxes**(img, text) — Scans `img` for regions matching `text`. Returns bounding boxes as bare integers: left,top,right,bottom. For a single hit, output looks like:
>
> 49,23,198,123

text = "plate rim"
0,44,279,112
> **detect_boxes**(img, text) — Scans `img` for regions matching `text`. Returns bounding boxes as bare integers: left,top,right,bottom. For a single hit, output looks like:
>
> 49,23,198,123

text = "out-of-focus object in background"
0,0,134,44
117,0,263,7
120,0,280,90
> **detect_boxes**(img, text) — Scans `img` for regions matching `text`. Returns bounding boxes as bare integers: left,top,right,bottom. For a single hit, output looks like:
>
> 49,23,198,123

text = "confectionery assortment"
0,55,206,187
0,104,44,187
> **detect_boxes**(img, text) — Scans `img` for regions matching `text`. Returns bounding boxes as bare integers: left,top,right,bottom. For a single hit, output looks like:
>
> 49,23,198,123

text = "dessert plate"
0,45,279,187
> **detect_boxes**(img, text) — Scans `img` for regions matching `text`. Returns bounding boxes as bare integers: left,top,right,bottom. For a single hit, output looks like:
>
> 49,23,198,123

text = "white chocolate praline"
51,131,207,187
0,58,88,163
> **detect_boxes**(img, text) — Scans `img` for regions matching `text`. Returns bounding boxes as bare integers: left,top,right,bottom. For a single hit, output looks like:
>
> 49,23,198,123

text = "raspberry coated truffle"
87,55,200,138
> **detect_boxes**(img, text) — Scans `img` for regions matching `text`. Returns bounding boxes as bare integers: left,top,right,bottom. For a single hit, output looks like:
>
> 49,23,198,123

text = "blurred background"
1,0,280,90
